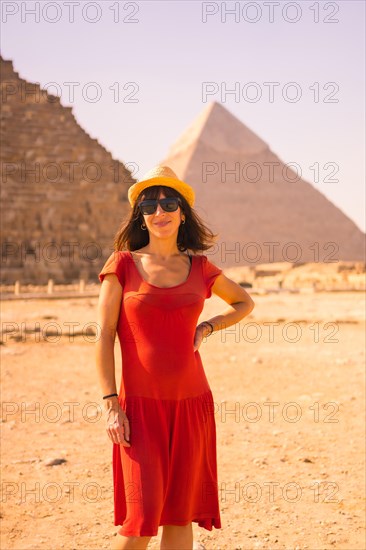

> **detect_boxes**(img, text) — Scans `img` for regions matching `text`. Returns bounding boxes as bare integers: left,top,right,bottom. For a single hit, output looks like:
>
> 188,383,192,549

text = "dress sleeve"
98,251,125,288
202,255,223,299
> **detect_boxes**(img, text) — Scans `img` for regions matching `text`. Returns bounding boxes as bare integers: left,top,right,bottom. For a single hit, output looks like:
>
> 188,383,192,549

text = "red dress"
98,250,223,537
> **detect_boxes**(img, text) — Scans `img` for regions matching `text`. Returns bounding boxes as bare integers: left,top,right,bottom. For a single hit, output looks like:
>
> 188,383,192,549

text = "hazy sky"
1,0,365,232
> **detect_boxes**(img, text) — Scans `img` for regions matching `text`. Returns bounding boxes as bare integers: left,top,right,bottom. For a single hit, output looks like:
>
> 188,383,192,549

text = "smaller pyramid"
161,102,365,265
167,102,268,157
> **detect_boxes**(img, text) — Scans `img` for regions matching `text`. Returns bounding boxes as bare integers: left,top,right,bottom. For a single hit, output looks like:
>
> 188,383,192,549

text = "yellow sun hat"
127,165,195,208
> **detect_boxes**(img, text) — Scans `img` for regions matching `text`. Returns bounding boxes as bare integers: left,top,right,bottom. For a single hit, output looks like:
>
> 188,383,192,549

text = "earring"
141,223,147,230
181,218,185,224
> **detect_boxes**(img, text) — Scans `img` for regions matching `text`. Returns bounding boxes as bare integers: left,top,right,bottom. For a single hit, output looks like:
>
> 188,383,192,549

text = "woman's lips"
154,221,170,227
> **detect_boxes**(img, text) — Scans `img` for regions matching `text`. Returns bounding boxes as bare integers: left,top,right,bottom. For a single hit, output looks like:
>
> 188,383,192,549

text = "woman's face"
139,190,183,239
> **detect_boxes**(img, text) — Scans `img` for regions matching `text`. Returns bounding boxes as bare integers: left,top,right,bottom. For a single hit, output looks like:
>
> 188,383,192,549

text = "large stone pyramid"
0,56,135,284
161,102,365,267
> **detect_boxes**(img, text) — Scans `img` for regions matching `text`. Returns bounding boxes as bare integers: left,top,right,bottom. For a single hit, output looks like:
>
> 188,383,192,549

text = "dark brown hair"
113,185,219,253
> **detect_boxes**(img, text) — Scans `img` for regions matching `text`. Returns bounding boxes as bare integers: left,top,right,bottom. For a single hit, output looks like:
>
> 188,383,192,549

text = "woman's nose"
155,201,165,215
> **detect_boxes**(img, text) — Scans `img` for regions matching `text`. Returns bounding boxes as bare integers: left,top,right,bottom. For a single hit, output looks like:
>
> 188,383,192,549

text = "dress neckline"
127,250,195,290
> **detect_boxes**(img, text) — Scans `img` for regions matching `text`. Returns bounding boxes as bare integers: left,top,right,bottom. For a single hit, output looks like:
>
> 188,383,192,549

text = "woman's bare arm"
95,273,122,407
95,274,130,446
200,273,255,336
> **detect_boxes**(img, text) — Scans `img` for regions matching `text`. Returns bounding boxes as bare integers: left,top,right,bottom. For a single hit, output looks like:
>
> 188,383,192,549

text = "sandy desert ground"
1,289,365,550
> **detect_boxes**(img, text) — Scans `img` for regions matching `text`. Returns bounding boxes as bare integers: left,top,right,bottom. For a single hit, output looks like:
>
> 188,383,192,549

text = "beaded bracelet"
201,321,214,336
103,392,118,400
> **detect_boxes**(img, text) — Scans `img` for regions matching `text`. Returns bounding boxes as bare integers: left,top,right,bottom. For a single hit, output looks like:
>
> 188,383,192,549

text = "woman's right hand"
105,400,131,447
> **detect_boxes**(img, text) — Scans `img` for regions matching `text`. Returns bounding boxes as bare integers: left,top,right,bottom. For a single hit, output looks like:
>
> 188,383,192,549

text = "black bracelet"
103,393,118,400
201,321,214,336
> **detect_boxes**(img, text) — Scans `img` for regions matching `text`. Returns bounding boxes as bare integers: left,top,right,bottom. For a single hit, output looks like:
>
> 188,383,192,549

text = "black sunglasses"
138,197,182,215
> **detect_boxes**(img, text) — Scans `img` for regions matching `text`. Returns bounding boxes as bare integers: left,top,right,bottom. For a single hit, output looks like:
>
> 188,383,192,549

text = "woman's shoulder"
190,252,209,265
99,250,127,285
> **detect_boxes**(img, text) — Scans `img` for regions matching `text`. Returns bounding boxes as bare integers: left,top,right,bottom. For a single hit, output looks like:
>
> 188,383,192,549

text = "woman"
95,165,255,550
